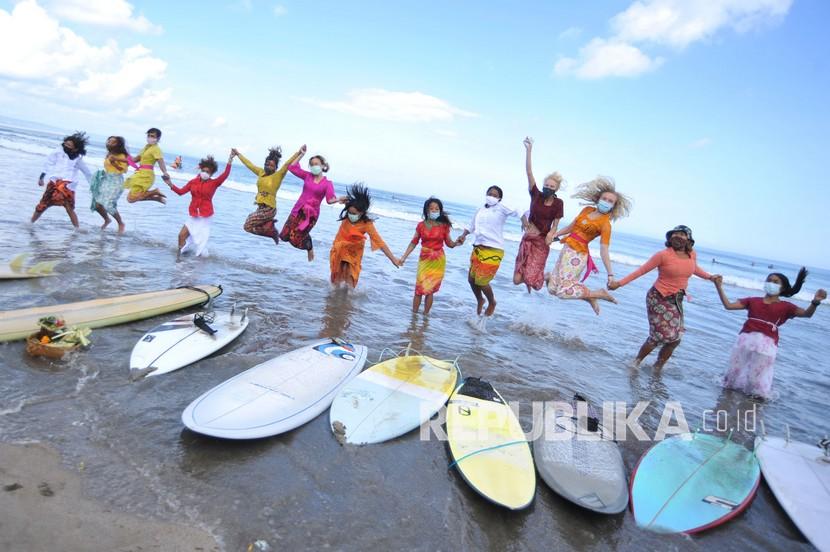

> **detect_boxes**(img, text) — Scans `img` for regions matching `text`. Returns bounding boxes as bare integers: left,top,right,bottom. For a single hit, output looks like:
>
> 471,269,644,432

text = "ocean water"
0,122,827,551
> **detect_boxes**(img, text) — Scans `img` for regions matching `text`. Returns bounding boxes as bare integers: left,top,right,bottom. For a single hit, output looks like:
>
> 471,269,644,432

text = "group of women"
28,130,826,401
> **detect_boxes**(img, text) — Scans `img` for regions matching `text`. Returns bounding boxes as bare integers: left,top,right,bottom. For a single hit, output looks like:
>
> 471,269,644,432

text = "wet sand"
0,442,219,552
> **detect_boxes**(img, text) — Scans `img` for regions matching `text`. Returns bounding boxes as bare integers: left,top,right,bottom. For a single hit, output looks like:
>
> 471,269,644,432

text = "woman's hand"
231,148,239,156
523,136,533,150
815,289,827,302
545,232,557,246
711,274,723,286
608,279,620,290
298,144,307,157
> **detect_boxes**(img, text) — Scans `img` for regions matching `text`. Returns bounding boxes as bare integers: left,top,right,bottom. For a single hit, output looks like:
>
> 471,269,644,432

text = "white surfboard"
755,436,830,552
182,339,367,439
533,395,628,514
329,354,458,445
130,309,249,379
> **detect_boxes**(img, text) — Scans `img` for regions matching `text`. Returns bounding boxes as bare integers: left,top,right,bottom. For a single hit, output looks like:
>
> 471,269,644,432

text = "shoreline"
0,441,220,552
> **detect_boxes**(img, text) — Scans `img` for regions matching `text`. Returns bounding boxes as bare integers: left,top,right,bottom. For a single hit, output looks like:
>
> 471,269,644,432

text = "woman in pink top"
279,145,346,261
609,225,718,369
713,268,825,399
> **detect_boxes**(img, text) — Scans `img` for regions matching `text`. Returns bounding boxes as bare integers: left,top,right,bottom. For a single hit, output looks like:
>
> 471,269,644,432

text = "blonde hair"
543,171,564,190
571,176,632,220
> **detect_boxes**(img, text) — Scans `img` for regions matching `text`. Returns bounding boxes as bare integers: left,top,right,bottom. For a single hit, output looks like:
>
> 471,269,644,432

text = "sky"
0,0,828,267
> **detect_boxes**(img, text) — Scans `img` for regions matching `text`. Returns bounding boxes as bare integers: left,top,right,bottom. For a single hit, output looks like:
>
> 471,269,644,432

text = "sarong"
721,332,777,399
181,216,212,257
514,233,550,290
645,286,685,345
547,245,589,298
89,170,124,215
243,204,277,238
280,208,318,251
35,180,74,213
415,247,446,296
468,245,503,286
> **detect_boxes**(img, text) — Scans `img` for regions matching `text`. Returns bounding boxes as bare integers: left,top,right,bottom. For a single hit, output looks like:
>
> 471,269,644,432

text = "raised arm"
794,289,827,318
712,276,746,310
523,137,537,193
233,149,263,177
288,144,309,179
212,157,233,187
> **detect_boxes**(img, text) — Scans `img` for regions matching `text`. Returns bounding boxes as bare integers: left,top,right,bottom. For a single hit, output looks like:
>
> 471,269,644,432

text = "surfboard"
129,308,249,379
0,254,58,280
755,436,830,552
182,339,367,439
630,432,760,533
329,354,458,445
533,394,628,514
446,377,535,510
0,285,222,342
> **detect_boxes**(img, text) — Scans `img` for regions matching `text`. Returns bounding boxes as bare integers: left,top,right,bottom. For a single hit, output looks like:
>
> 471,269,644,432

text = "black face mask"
541,188,557,199
63,145,79,159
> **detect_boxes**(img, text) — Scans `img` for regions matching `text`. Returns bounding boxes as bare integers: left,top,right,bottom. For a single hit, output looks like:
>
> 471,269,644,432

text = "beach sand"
0,442,219,552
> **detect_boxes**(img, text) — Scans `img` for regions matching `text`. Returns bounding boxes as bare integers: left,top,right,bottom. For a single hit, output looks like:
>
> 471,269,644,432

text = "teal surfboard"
630,433,760,534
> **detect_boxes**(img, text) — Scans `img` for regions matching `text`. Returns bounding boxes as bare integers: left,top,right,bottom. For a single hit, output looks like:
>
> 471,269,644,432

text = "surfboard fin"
9,253,29,271
28,260,59,274
129,366,158,381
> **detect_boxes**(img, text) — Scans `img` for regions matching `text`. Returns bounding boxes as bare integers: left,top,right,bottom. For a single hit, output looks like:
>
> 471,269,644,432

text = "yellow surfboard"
447,377,536,510
0,285,222,342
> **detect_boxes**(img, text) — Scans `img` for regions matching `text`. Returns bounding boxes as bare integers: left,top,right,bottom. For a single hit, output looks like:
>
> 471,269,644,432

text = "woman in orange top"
546,177,631,314
330,184,401,287
609,226,718,369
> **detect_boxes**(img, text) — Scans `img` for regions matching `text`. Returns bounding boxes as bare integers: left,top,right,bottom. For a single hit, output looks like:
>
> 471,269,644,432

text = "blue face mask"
347,213,361,223
597,200,613,214
428,211,440,220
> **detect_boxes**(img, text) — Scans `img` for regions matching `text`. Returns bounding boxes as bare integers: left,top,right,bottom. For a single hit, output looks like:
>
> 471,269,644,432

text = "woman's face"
146,133,159,144
199,165,216,176
669,231,688,250
264,159,277,173
106,137,117,149
62,139,77,153
347,206,363,217
486,187,501,199
310,158,322,169
543,177,560,192
599,191,618,206
428,202,441,215
766,274,783,285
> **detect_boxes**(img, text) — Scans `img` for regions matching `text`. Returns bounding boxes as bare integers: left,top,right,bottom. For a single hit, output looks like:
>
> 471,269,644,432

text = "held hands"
298,144,307,156
607,277,620,290
230,148,239,156
38,177,44,187
711,274,723,286
523,136,534,150
545,232,556,246
815,289,827,302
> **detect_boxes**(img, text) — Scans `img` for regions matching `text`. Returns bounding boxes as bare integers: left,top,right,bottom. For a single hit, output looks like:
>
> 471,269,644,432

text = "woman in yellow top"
232,145,302,245
124,128,171,204
330,184,401,287
90,136,132,233
546,177,632,314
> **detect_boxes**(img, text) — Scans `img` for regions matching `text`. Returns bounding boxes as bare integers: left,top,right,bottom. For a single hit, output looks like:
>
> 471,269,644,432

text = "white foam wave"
0,137,56,157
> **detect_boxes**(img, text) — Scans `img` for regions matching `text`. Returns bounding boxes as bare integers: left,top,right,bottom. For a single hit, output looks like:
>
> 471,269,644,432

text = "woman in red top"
609,225,717,369
713,268,825,399
400,198,459,314
513,137,564,293
167,151,234,259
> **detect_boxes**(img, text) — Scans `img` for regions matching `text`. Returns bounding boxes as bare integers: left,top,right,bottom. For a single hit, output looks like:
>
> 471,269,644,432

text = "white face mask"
199,171,210,180
310,165,323,176
485,196,500,206
347,212,361,223
764,281,781,296
147,136,158,145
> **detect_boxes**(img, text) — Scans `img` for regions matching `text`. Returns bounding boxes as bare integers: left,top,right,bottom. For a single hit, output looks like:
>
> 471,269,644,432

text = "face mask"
428,211,440,220
347,213,361,223
485,196,500,206
670,237,687,250
63,145,79,159
764,281,781,296
199,171,210,180
542,188,556,199
597,199,613,214
264,166,275,176
310,165,323,176
147,136,158,145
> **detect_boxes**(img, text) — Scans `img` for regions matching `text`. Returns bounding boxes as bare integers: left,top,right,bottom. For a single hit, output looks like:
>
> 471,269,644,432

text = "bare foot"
307,249,315,262
100,219,110,230
476,297,485,315
117,223,126,234
586,298,600,315
485,299,497,316
596,289,618,304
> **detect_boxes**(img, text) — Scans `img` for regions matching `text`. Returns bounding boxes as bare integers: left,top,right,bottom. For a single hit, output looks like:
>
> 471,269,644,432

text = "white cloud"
47,0,161,33
211,116,228,128
558,26,582,40
273,4,287,16
0,0,168,108
299,89,478,123
555,38,663,79
689,137,712,148
612,0,792,49
556,0,792,79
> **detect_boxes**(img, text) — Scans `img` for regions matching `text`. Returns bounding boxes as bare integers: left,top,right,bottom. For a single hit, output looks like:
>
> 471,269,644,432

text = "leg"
64,205,80,228
468,276,485,315
339,261,356,288
31,209,44,224
178,225,190,250
423,294,434,315
94,203,111,229
482,284,497,316
412,294,422,313
513,270,524,286
654,340,681,370
111,210,126,234
307,248,314,262
634,339,658,366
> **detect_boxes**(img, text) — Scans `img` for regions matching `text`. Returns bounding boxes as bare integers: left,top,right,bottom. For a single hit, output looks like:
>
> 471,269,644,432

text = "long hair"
310,154,329,173
770,267,808,298
422,197,451,225
64,131,89,156
571,176,632,220
265,146,282,168
106,136,127,156
339,183,372,222
198,155,218,174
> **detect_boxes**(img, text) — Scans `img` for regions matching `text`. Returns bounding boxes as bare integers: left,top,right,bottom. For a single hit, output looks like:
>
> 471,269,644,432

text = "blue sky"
1,0,828,267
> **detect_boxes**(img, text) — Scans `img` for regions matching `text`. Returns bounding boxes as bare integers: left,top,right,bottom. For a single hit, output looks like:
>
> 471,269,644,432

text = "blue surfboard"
630,433,760,534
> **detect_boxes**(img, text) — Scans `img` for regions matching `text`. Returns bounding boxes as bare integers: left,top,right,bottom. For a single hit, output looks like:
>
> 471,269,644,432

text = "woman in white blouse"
456,186,519,316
